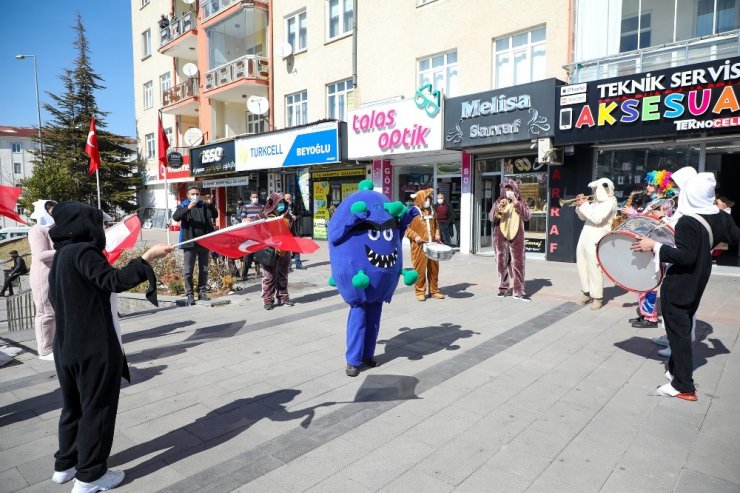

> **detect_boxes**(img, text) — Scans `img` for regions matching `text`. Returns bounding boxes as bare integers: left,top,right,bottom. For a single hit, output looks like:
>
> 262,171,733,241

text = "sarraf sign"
555,56,740,144
444,78,559,149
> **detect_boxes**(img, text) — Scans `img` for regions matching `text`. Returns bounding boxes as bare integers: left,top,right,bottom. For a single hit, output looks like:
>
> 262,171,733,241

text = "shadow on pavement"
123,320,196,344
127,321,244,364
525,278,553,296
377,322,480,364
440,283,476,299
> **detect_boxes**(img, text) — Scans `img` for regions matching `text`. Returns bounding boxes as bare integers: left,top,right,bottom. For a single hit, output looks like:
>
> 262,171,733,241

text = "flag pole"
164,163,170,245
95,169,101,210
171,216,279,248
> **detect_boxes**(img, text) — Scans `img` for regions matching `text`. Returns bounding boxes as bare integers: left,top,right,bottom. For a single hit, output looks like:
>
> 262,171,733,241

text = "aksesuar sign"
555,56,740,144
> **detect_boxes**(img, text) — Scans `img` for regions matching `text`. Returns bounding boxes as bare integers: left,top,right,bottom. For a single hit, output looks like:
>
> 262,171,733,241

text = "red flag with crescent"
0,185,27,224
103,214,142,264
86,116,100,175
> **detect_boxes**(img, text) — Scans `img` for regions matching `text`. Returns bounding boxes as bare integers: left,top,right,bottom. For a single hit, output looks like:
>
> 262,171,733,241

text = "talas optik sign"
556,56,740,144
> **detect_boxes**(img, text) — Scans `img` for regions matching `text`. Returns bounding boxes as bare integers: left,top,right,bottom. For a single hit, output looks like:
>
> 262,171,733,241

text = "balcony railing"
162,78,199,107
201,0,243,21
159,11,196,47
565,29,740,83
204,55,269,91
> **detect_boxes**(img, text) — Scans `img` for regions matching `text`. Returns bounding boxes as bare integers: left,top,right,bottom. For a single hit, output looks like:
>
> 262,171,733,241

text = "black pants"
54,348,123,482
183,244,210,296
438,222,452,246
241,253,255,278
660,291,699,393
1,273,20,295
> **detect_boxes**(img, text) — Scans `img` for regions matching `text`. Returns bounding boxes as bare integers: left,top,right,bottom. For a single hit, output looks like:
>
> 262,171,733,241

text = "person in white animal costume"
574,178,617,310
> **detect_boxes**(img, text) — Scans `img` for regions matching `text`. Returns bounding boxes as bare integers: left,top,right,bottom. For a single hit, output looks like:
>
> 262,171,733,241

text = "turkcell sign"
235,121,341,170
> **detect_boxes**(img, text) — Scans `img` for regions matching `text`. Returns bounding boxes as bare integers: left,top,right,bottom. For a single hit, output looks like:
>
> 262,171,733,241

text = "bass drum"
597,215,675,293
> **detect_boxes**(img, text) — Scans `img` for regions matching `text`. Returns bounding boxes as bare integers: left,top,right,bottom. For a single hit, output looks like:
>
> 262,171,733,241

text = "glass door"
475,174,500,253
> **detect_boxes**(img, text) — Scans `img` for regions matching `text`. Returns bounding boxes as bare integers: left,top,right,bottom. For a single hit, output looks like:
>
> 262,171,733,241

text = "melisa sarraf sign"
555,56,740,145
444,78,559,149
190,140,236,177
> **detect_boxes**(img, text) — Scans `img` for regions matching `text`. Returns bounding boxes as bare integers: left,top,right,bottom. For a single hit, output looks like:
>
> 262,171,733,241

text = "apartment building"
0,126,37,228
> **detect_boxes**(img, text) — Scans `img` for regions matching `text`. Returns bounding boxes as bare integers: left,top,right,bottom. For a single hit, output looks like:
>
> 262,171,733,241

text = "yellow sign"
313,180,330,239
341,183,357,200
312,168,366,179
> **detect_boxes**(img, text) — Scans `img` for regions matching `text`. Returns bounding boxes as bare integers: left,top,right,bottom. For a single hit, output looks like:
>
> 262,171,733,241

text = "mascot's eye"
367,229,381,241
382,229,393,241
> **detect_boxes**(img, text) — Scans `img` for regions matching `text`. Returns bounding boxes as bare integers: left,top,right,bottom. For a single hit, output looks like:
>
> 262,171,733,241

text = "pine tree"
19,12,140,216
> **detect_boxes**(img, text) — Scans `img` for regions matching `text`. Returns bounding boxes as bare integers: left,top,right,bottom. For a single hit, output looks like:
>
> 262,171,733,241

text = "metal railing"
565,30,740,83
6,289,35,332
159,11,196,47
162,78,199,106
203,55,269,91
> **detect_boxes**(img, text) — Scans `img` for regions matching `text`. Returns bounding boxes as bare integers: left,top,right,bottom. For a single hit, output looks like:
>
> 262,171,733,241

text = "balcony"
159,11,197,60
201,0,241,22
203,55,269,101
565,30,740,83
161,78,199,117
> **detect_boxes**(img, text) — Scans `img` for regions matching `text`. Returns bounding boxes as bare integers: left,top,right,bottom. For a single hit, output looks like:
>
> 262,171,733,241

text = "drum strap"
684,213,713,250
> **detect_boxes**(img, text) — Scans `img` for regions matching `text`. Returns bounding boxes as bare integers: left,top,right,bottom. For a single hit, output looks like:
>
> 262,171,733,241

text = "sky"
0,1,136,138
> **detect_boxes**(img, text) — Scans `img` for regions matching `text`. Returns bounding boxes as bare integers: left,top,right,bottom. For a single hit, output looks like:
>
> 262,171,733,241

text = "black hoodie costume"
48,201,157,483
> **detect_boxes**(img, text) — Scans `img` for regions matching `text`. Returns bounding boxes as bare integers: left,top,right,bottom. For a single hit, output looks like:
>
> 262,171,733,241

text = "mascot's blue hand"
402,268,418,286
383,201,408,219
352,270,370,289
328,276,336,287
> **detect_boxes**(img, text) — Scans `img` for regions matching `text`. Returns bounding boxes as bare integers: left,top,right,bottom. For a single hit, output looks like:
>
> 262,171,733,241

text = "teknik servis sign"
555,56,740,144
444,78,559,149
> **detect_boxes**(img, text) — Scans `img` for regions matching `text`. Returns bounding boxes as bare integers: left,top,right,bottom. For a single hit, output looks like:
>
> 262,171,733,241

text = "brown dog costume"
488,178,531,297
405,188,444,300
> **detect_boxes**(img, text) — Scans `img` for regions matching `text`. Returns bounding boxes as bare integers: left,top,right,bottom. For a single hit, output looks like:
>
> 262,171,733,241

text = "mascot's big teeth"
365,246,398,268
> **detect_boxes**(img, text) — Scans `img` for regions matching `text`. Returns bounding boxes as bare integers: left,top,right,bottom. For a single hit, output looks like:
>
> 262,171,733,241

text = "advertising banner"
235,121,342,171
190,140,236,177
555,56,740,144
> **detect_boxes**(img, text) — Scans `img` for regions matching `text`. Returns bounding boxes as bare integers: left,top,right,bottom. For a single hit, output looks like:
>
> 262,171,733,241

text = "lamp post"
15,54,43,163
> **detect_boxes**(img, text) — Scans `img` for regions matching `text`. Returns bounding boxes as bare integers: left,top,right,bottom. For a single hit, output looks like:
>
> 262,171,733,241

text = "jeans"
182,244,210,296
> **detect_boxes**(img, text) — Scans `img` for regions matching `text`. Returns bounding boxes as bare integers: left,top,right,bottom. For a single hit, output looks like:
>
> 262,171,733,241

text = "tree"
20,12,140,216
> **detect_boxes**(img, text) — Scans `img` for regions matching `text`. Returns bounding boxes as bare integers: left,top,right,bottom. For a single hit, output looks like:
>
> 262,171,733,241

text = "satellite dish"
184,127,204,147
183,0,196,4
277,42,293,59
247,95,269,116
182,63,199,78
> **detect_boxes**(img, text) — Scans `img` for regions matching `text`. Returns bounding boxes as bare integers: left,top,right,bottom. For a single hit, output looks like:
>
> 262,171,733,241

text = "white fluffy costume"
575,178,617,300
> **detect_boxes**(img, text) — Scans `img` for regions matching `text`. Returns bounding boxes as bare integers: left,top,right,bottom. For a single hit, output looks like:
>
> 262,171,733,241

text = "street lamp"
15,54,43,163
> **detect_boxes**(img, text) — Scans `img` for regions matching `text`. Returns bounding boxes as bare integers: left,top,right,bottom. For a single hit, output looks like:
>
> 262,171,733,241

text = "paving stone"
674,468,740,493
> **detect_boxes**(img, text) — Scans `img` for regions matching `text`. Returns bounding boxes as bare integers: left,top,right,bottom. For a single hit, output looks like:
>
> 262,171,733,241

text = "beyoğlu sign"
347,93,443,159
444,78,559,149
555,56,740,144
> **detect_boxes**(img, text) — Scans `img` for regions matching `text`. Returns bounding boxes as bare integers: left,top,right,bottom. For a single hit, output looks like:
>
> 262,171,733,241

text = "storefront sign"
235,121,342,170
348,98,443,158
372,159,393,199
503,155,546,174
158,161,191,181
201,176,250,188
444,79,558,149
461,153,472,194
167,151,184,169
525,238,545,253
311,168,366,179
190,140,236,177
555,56,740,144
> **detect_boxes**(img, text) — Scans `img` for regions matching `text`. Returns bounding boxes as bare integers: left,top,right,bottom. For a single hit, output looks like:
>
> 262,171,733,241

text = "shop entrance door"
475,175,500,253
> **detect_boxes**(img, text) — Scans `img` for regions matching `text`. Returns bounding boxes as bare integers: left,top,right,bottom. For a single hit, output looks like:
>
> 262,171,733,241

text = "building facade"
0,126,37,228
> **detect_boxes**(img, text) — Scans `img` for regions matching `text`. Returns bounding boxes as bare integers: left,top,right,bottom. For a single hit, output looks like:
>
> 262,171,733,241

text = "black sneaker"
632,319,658,328
497,291,508,298
282,300,295,307
264,303,274,310
513,294,531,302
345,364,360,377
186,294,195,306
362,358,379,368
198,293,211,301
628,315,644,324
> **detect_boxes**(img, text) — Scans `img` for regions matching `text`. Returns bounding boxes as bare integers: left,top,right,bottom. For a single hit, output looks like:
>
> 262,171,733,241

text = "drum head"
597,233,662,292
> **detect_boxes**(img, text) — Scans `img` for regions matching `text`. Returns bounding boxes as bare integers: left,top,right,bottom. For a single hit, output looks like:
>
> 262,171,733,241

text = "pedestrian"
1,250,28,297
257,193,293,310
172,187,218,305
239,191,263,279
284,193,306,270
47,201,171,491
489,179,532,301
574,178,618,310
406,189,445,301
28,200,58,360
632,173,740,401
434,193,455,246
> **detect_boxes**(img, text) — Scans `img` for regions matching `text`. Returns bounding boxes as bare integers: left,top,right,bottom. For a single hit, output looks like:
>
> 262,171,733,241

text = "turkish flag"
86,116,101,175
0,185,27,224
158,114,170,166
193,218,320,259
103,214,142,264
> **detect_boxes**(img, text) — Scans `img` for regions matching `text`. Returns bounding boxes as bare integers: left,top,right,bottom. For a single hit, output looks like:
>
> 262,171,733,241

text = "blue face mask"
276,203,286,213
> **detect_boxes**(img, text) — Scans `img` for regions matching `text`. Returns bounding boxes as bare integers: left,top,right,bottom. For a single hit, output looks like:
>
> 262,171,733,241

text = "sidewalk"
1,241,738,493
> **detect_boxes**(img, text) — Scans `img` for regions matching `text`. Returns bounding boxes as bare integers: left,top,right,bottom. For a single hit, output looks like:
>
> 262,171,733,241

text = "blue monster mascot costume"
328,180,419,377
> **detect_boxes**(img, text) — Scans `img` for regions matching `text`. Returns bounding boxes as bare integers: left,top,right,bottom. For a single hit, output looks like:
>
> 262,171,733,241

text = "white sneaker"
656,382,680,397
39,353,54,361
652,335,669,347
71,470,125,493
658,347,672,358
51,467,75,484
665,370,673,381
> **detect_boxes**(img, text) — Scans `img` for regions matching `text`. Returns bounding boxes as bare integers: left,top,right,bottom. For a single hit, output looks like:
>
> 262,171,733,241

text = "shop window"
493,27,546,89
327,78,353,121
418,50,458,98
286,10,307,53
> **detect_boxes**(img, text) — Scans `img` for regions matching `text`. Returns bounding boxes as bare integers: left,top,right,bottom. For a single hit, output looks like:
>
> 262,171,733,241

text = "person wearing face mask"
256,193,294,310
489,179,532,301
433,193,455,246
406,189,444,301
172,186,218,305
28,200,58,360
236,192,264,280
284,193,306,270
258,188,268,205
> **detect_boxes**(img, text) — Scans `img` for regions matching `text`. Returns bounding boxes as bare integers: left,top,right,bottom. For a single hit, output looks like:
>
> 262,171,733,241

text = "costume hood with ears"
670,166,697,190
677,172,719,215
499,178,521,198
411,188,434,209
49,201,107,250
30,199,57,225
262,192,285,215
588,178,615,202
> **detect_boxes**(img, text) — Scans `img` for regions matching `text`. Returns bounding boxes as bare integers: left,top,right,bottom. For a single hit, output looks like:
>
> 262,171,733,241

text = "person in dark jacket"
47,201,171,491
434,193,456,246
284,193,306,270
172,186,218,305
1,249,28,297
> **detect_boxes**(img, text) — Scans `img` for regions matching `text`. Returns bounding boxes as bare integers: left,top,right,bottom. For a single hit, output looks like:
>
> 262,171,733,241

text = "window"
141,29,151,58
206,9,268,69
145,133,155,160
159,72,171,104
247,113,266,134
286,10,307,53
11,143,21,153
143,81,153,109
286,91,308,127
620,13,651,52
327,79,354,121
327,0,353,40
418,50,458,97
494,27,546,89
14,163,22,174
